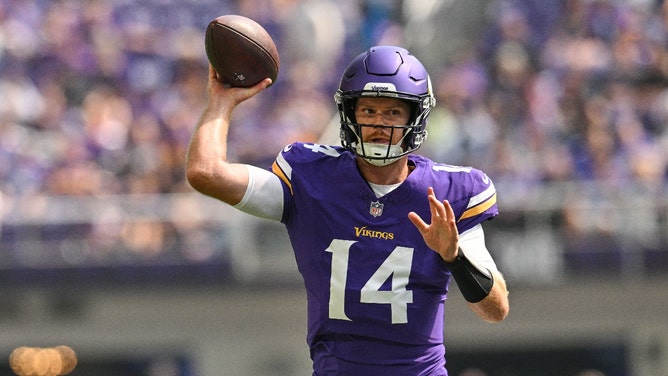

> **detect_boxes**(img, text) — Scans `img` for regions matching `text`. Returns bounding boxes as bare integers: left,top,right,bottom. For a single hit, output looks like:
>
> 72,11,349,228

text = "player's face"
355,97,412,144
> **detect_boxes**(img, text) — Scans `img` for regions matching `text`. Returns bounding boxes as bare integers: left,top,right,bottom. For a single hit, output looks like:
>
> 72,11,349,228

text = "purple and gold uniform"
271,142,498,376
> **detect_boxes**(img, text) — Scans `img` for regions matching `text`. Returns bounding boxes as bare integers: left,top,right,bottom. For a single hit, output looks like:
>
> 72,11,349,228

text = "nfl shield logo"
369,201,384,217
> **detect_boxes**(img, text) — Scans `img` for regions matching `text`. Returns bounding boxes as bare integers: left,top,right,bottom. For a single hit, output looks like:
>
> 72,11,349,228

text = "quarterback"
187,46,509,375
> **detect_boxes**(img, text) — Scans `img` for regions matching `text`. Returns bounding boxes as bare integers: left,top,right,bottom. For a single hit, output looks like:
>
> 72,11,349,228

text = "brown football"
204,15,279,87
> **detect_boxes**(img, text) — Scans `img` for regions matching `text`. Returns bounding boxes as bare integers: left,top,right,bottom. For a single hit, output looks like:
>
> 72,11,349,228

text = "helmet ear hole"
413,130,427,147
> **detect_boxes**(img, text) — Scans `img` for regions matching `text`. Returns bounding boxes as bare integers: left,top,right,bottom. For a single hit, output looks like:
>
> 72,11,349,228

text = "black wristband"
443,249,494,303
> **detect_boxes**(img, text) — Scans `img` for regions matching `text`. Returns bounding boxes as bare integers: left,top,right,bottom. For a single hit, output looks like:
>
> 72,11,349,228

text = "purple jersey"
271,143,498,375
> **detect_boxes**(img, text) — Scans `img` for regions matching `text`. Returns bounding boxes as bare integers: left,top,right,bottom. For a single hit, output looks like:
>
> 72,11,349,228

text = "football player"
187,45,509,375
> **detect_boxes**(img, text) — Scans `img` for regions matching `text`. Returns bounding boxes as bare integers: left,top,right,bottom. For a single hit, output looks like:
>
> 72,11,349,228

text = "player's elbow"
473,301,509,323
185,162,246,206
484,271,510,322
470,291,510,323
485,301,510,323
185,164,213,194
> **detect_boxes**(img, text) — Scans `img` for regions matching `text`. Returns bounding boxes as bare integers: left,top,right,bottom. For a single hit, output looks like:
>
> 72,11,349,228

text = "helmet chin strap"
356,142,404,166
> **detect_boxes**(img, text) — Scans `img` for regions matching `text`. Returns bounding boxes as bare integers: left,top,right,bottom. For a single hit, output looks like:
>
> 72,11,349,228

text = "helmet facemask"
336,93,431,166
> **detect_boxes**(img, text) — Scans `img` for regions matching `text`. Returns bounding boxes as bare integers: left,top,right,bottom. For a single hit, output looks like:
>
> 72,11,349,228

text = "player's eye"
356,108,376,117
355,106,408,124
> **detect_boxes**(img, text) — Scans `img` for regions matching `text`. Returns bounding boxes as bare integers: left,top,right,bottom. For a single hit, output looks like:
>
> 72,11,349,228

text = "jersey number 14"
326,239,414,324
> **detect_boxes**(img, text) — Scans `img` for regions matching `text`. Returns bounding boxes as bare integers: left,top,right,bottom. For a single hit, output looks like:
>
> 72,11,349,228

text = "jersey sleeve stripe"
466,182,495,209
459,192,497,221
275,152,293,178
272,155,293,194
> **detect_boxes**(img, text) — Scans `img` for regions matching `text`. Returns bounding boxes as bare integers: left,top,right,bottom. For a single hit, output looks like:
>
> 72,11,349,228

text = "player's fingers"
220,78,272,104
442,199,456,223
443,201,458,241
207,65,232,93
427,189,446,219
234,77,272,96
254,77,273,91
408,212,428,233
208,64,230,86
235,78,271,102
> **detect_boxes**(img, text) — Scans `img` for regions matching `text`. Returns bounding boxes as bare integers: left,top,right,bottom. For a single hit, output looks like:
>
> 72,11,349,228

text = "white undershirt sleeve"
458,224,499,272
233,165,284,221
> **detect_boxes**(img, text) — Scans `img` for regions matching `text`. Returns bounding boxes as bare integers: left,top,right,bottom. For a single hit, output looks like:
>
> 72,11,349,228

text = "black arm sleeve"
443,249,494,303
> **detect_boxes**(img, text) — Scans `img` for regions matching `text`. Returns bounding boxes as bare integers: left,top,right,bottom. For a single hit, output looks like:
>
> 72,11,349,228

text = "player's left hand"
408,187,459,262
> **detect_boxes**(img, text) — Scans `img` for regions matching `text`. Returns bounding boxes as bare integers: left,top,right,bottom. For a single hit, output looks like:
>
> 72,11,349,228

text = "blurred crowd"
1,0,667,196
1,0,667,274
0,0,366,197
421,0,668,191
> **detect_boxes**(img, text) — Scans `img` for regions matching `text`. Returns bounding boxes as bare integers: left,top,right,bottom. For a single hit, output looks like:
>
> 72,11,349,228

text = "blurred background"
0,0,667,375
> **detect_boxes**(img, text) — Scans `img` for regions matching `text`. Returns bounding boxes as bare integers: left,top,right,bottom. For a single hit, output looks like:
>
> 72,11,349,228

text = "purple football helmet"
335,46,436,166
